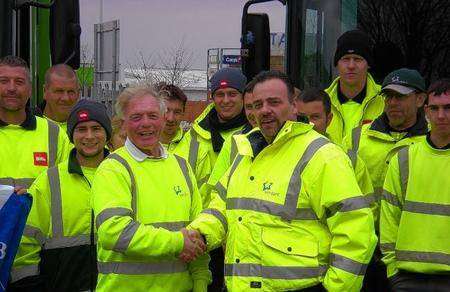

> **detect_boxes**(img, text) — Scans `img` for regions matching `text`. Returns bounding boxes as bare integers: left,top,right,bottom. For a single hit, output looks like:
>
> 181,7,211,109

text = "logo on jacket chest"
33,152,48,166
173,185,188,197
262,181,279,196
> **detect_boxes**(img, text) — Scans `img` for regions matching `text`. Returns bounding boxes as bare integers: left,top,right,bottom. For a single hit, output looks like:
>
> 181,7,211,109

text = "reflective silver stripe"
403,200,450,216
347,126,362,168
230,138,238,164
23,225,46,245
0,193,11,209
96,207,133,229
188,131,200,170
397,147,409,199
108,154,137,217
44,234,91,249
0,177,35,188
224,263,326,279
174,155,193,196
202,208,228,233
283,137,329,221
48,167,63,237
148,221,189,231
227,155,243,187
113,221,140,253
380,243,395,253
10,265,39,283
327,196,370,217
227,197,318,220
329,253,367,275
47,119,60,167
382,190,401,208
98,260,188,275
396,250,450,266
215,182,227,201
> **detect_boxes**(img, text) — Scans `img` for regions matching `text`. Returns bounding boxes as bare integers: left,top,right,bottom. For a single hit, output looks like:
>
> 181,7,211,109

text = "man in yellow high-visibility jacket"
92,84,211,292
380,79,450,291
0,55,71,290
14,100,112,292
37,64,80,134
189,71,377,292
325,30,384,144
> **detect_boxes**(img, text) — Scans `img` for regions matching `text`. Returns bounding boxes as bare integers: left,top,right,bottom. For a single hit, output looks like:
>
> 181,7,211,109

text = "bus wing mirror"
241,13,270,81
50,0,81,69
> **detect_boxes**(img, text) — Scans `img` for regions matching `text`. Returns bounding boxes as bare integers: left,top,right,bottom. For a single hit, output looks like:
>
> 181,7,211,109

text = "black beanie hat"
334,30,373,66
67,99,112,142
210,67,247,95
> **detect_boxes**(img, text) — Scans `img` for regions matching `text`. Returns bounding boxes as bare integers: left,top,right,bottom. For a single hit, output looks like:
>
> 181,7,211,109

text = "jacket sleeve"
186,162,212,291
354,155,377,221
92,159,184,260
189,168,229,251
11,172,50,284
306,145,377,292
379,153,403,278
196,148,213,208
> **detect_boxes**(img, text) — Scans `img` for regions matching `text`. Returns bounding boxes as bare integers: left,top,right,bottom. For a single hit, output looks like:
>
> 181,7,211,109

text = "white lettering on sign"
0,242,6,260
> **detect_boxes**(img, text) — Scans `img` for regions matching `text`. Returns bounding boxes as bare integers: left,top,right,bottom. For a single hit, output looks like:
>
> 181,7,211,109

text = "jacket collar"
0,107,37,130
125,138,167,162
370,111,429,138
68,147,110,175
337,83,367,104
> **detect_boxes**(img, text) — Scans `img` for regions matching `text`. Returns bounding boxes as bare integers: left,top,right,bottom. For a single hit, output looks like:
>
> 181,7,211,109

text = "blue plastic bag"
0,186,32,292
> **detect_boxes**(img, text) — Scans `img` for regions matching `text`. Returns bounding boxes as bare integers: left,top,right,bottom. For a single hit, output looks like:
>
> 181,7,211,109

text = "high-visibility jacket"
91,145,211,292
208,130,374,215
174,103,244,207
163,126,185,153
12,148,100,290
43,115,67,134
380,139,450,277
343,113,428,222
325,73,384,144
0,113,70,190
190,121,377,292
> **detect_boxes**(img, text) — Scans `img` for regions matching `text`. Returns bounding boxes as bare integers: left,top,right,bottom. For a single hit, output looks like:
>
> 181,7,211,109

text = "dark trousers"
390,271,450,292
208,247,225,292
362,247,389,292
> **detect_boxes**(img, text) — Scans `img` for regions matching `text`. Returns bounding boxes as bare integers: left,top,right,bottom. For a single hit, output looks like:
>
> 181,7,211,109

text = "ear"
416,93,426,108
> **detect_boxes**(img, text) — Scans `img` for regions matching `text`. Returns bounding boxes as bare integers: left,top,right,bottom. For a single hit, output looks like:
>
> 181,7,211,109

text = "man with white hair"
91,84,211,291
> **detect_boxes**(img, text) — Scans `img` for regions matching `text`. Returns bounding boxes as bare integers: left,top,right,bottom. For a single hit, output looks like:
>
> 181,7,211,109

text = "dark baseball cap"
382,68,426,95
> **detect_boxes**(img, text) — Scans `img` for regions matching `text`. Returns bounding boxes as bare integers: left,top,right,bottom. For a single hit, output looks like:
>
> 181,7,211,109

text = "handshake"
179,228,207,263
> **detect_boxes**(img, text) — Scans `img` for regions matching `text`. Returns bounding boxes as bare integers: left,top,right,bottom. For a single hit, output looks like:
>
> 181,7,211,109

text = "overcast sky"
80,0,285,69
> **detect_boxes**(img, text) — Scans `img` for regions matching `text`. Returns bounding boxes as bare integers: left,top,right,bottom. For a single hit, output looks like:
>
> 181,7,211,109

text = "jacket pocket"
261,227,319,267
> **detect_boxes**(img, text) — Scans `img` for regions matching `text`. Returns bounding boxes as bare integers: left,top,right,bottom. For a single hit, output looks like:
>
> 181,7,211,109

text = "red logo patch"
33,152,48,166
362,119,373,125
220,80,228,88
78,110,89,122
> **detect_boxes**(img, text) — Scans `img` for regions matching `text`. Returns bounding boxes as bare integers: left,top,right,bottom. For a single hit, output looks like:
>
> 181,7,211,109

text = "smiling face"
212,87,244,122
163,98,184,137
252,78,294,143
0,65,31,113
123,94,165,154
73,120,107,158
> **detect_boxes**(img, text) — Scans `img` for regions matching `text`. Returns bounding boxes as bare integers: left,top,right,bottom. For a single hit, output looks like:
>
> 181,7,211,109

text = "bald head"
45,64,79,88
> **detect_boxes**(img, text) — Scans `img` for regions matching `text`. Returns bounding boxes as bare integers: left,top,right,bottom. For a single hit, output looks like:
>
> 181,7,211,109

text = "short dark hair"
297,88,331,114
427,78,450,96
156,82,187,108
243,79,256,95
251,70,295,101
45,63,79,88
0,55,30,82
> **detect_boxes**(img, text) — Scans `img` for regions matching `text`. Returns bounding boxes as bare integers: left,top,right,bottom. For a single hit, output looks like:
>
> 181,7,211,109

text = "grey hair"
115,83,167,118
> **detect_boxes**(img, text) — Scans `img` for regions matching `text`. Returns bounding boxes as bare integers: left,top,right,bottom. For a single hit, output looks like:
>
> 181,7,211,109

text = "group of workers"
0,29,448,292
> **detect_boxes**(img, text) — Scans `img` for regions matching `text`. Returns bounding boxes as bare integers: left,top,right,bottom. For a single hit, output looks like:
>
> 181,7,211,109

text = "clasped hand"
179,228,206,263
